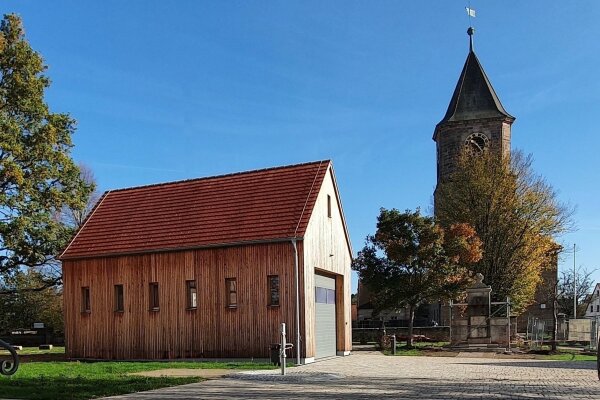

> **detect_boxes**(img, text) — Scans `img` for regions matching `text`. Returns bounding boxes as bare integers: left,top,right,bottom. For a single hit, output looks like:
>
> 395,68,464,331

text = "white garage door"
315,274,336,359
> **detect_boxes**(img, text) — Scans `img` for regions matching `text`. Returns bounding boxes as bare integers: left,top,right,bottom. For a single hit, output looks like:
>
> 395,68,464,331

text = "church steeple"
437,27,514,129
433,27,515,194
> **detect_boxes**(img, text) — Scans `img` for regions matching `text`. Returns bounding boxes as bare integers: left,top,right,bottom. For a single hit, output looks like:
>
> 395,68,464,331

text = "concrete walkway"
105,352,599,399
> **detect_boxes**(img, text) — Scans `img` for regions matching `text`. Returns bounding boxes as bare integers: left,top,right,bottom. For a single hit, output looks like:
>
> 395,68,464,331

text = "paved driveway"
106,352,599,399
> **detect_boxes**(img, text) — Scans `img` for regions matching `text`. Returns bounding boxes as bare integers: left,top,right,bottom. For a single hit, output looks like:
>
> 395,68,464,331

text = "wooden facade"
302,168,353,358
62,161,352,362
64,242,301,359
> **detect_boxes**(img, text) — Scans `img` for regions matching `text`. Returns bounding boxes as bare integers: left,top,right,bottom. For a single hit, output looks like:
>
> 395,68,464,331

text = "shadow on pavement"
451,359,596,370
106,374,599,400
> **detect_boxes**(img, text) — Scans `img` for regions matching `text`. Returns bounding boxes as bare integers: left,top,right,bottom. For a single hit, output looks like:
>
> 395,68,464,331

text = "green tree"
435,151,572,313
352,208,482,347
0,270,63,334
0,14,92,289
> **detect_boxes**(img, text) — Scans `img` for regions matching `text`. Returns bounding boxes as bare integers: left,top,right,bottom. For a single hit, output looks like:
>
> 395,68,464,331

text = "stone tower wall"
435,117,512,184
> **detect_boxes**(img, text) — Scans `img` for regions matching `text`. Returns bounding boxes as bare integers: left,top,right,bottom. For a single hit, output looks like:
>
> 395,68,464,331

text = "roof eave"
434,114,516,141
60,237,306,261
326,163,354,257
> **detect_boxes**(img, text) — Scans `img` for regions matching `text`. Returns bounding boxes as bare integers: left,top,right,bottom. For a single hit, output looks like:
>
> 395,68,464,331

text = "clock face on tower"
464,133,489,155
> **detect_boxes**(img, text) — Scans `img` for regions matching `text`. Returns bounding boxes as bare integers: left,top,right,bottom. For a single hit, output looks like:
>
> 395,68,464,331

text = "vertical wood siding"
302,167,353,358
63,242,301,360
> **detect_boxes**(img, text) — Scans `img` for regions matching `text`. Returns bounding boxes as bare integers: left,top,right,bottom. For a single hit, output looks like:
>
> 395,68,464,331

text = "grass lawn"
0,348,276,400
526,345,597,361
540,353,597,361
11,346,66,355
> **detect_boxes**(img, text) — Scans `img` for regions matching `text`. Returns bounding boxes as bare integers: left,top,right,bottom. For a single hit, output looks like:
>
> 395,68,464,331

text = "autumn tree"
0,14,93,289
352,208,482,347
435,151,572,313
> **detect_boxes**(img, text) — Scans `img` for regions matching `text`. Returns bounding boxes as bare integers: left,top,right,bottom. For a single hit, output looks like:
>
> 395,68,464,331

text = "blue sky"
4,1,600,294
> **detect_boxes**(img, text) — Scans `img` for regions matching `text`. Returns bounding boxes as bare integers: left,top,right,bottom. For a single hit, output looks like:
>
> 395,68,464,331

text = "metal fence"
352,326,450,344
588,317,600,351
353,319,440,329
525,316,600,350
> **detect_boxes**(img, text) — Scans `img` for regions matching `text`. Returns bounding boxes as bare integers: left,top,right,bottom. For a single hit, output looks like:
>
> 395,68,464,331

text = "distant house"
60,160,352,363
584,283,600,319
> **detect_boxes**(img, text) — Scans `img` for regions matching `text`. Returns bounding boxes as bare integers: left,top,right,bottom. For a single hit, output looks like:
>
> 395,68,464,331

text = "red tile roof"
60,160,331,259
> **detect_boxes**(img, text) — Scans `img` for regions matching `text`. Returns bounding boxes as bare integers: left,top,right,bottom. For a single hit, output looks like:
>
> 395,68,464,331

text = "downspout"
292,239,301,365
290,161,324,365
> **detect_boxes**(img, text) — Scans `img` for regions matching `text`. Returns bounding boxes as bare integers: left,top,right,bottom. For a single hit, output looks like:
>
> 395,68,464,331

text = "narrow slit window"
114,284,124,312
226,278,237,308
81,287,91,313
268,275,280,306
327,194,332,218
149,282,159,311
186,280,197,309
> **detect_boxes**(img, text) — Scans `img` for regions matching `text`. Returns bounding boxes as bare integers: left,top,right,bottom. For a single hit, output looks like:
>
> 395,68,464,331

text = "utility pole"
573,243,577,319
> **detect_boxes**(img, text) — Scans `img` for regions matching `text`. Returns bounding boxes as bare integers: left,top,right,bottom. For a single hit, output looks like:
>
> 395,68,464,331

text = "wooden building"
60,160,352,363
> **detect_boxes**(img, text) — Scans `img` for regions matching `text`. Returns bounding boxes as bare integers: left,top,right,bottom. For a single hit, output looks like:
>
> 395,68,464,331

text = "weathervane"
465,2,476,51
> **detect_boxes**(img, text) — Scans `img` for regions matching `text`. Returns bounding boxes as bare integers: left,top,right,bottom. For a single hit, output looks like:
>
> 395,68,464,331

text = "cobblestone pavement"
105,352,599,399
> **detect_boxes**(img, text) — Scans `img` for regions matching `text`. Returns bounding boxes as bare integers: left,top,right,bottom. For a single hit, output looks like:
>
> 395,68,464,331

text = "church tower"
433,28,515,203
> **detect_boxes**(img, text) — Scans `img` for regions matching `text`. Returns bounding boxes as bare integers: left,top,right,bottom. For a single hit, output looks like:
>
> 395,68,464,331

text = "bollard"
280,322,287,376
392,335,397,355
506,296,511,352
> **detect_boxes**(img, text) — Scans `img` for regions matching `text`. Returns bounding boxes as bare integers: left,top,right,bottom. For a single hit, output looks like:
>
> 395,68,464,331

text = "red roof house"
61,160,352,362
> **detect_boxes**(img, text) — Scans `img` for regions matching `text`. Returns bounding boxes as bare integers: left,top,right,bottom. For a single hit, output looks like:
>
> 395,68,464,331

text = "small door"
315,274,336,359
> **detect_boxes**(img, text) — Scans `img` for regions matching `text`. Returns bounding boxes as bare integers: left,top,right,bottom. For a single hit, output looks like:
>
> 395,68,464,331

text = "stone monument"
466,273,492,342
451,274,510,348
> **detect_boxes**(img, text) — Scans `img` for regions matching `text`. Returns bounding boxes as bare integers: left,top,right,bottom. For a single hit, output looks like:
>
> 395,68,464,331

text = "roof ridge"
470,51,513,119
443,50,472,125
106,159,331,194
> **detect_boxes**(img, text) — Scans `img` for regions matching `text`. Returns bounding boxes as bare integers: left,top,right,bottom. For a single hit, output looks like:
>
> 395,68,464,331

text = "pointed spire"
436,28,514,125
